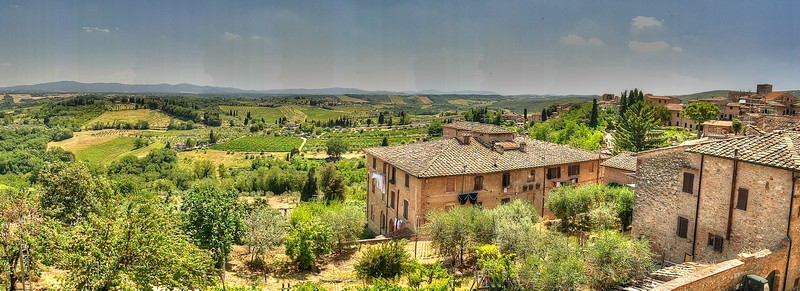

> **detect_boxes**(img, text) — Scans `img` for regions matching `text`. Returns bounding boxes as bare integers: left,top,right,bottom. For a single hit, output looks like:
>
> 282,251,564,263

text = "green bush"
355,240,411,279
285,220,334,270
293,281,327,291
585,230,654,289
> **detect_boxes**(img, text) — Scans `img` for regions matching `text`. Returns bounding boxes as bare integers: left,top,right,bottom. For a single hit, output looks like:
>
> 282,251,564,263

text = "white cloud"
631,16,662,29
223,32,241,40
560,34,586,45
587,38,605,46
672,46,684,53
629,40,670,53
82,26,110,33
0,63,11,67
250,35,264,41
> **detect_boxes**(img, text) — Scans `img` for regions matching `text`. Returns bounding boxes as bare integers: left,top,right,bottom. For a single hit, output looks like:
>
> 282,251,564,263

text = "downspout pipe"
726,149,739,240
783,172,797,291
691,154,705,259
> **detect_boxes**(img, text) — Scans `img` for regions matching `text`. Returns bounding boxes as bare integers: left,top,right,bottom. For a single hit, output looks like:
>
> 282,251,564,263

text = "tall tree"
181,184,244,286
613,103,665,152
524,108,528,121
243,204,288,265
619,90,628,117
381,137,389,147
301,167,318,202
541,108,548,122
326,138,348,160
589,98,599,128
681,101,721,138
209,129,217,144
324,174,346,203
58,192,216,289
38,162,113,225
1,188,44,290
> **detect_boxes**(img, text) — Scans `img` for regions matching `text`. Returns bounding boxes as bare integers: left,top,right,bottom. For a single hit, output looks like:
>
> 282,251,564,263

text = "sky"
0,1,798,95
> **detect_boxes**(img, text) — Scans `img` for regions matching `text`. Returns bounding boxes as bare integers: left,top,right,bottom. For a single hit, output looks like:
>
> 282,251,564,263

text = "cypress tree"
301,167,318,202
589,98,599,128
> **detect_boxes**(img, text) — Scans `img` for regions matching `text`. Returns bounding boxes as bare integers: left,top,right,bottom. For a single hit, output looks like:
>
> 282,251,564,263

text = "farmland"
85,109,173,128
210,136,303,152
73,136,164,164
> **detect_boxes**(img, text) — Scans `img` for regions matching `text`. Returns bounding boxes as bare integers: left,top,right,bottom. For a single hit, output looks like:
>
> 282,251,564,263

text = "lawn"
85,109,173,128
211,136,303,152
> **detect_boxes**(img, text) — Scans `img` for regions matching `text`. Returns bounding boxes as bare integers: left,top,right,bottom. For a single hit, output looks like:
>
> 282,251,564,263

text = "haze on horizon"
1,1,798,95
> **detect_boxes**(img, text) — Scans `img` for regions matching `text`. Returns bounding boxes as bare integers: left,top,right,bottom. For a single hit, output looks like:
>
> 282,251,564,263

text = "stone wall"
694,156,791,263
632,145,701,263
654,246,789,291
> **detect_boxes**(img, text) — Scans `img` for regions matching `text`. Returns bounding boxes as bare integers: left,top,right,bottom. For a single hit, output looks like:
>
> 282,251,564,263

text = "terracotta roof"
686,131,800,171
765,91,795,101
442,121,513,134
665,104,684,111
601,152,637,172
364,137,603,177
725,102,742,107
647,95,675,100
702,120,733,127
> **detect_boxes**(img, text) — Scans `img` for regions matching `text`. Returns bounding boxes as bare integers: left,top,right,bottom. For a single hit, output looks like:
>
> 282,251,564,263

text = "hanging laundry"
458,193,469,205
371,172,386,194
468,192,479,204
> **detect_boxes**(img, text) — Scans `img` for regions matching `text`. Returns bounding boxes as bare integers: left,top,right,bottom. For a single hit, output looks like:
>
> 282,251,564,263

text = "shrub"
584,230,654,290
355,240,411,279
293,281,327,291
285,220,334,270
491,199,539,252
588,203,621,231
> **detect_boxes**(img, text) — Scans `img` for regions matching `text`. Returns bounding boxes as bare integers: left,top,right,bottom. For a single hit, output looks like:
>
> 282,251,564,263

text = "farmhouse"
363,121,604,235
600,151,636,186
632,132,800,290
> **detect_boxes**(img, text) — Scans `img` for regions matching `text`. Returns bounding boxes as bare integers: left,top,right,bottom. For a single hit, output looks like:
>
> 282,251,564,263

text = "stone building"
632,132,800,290
600,151,637,186
364,121,604,235
645,94,682,105
701,120,735,137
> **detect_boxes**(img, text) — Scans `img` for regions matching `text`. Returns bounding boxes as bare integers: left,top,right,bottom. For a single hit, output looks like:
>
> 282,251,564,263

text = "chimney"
494,143,504,154
519,142,527,153
463,135,471,145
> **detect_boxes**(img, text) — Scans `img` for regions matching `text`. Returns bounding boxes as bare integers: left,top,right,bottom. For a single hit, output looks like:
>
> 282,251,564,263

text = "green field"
210,136,303,152
220,105,285,123
74,136,164,164
220,105,349,123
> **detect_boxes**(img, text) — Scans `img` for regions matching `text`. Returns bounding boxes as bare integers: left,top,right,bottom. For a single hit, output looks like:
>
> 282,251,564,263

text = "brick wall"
603,167,635,185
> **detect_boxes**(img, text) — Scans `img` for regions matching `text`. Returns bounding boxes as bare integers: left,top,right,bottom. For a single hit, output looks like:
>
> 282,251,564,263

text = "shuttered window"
404,173,410,188
446,177,456,192
677,217,689,238
501,198,511,204
403,200,409,219
547,167,561,179
707,234,723,252
736,188,749,211
682,172,695,194
390,191,395,209
474,176,484,190
502,172,511,188
568,164,580,176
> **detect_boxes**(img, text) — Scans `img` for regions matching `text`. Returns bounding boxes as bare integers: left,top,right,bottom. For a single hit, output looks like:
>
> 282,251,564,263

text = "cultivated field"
85,109,173,128
211,136,304,152
178,149,273,169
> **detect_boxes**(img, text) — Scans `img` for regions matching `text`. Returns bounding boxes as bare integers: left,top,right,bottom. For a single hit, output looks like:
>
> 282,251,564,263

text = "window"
372,157,377,169
371,180,375,194
528,170,536,182
677,217,689,238
708,234,723,252
501,198,511,204
390,191,395,209
568,164,580,176
523,185,528,192
446,177,456,192
547,167,561,179
682,172,695,194
391,167,396,184
474,176,484,190
502,172,511,188
404,173,410,188
589,162,594,173
370,205,373,221
403,200,409,219
736,188,749,211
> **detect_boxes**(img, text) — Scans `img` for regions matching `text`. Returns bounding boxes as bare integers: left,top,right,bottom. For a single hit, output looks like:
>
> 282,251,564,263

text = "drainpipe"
691,154,705,259
541,167,547,216
726,149,739,240
783,172,797,291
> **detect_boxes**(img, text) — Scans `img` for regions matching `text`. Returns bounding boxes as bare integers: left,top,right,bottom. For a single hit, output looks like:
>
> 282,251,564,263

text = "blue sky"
0,0,798,95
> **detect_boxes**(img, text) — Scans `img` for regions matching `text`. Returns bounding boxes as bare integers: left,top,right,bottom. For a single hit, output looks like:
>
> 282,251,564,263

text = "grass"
85,109,173,128
338,95,368,103
295,105,348,122
178,149,271,169
74,136,163,164
389,95,407,105
211,136,303,152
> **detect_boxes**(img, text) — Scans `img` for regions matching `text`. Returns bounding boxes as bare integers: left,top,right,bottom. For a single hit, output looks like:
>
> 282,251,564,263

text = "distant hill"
0,81,500,96
676,90,730,102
